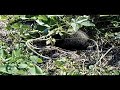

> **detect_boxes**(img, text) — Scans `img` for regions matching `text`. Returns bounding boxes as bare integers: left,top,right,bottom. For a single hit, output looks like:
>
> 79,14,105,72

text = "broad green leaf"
21,25,30,30
20,15,28,20
0,15,9,20
36,20,44,25
36,20,50,27
11,23,21,29
13,49,21,57
67,28,74,33
76,19,88,24
71,23,79,31
17,70,27,75
28,67,36,75
34,65,43,75
18,64,28,69
10,67,19,75
38,15,48,21
30,56,39,63
81,21,95,26
0,49,6,58
0,65,8,74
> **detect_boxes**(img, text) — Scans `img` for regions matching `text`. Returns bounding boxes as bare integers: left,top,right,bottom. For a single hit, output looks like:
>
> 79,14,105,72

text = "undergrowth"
0,15,120,75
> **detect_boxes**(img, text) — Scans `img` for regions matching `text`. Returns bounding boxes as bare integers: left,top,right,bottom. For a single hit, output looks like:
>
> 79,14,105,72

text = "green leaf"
30,56,38,61
0,15,9,20
13,49,21,57
28,65,43,75
0,65,8,74
76,19,88,24
18,64,28,69
81,21,95,26
21,25,30,30
30,56,43,64
19,15,28,19
38,15,48,21
28,67,36,75
34,65,43,75
37,58,43,63
36,20,44,25
10,67,19,75
11,23,21,29
71,23,79,31
36,20,50,27
0,49,6,58
17,70,27,75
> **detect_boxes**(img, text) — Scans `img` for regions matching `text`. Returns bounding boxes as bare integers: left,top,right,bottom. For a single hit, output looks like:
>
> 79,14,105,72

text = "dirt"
0,20,120,69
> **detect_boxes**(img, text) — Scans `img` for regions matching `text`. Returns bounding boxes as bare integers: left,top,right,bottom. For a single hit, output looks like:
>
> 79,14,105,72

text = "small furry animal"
52,30,95,50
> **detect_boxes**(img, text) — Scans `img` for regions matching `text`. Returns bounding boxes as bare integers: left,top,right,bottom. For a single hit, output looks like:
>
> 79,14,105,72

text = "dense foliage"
0,15,120,75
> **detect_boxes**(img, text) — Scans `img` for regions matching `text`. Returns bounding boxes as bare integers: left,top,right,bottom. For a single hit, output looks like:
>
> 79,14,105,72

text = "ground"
0,17,120,75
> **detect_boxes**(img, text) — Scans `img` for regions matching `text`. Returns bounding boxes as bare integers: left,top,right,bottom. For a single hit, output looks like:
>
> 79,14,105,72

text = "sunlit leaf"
46,40,51,45
35,20,50,27
38,15,48,21
11,23,21,29
76,19,88,24
37,58,43,63
0,15,9,20
81,21,95,26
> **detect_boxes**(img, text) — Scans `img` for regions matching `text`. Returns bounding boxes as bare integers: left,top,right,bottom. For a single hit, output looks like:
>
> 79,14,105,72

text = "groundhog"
52,30,95,50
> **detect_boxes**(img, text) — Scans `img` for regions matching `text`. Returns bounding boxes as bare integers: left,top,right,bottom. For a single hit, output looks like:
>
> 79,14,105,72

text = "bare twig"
93,46,114,72
26,39,51,60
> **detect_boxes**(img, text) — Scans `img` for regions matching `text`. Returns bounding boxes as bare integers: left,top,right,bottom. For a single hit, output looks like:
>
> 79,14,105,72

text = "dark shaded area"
108,47,120,66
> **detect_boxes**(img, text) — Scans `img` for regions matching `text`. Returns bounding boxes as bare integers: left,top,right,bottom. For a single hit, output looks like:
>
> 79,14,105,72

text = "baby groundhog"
53,30,95,50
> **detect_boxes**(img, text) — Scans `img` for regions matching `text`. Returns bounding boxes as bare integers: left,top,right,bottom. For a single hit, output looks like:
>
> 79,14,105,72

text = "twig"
93,46,114,71
97,46,113,65
26,39,51,60
89,39,100,60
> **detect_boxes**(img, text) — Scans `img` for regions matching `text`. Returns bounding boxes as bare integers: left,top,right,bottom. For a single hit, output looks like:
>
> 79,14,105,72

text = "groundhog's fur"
53,30,92,50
